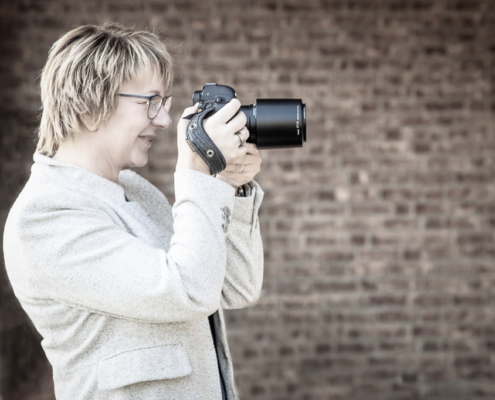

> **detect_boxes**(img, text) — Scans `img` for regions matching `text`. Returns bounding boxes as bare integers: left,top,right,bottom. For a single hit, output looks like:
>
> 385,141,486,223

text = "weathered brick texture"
1,1,494,399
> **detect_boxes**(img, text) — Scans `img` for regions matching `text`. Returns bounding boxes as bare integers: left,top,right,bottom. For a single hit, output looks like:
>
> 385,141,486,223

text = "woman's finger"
222,164,255,175
241,153,261,165
223,162,251,173
180,103,200,119
223,166,260,184
234,129,250,148
206,98,242,126
243,142,259,155
223,164,247,173
226,111,247,134
223,164,237,173
239,127,250,143
225,153,261,168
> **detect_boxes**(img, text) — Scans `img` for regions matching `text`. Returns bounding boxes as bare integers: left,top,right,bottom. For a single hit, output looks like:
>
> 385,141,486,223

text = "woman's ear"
80,114,99,132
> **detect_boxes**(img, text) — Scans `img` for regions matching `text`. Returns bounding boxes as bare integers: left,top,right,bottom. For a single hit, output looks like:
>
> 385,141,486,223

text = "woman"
3,23,263,399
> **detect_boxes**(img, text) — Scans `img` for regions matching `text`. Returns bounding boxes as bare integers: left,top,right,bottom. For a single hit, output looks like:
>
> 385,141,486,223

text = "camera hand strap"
184,106,227,175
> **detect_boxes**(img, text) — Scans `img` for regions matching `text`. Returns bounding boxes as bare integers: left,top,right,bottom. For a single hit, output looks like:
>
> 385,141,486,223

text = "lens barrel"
192,83,307,150
240,99,306,149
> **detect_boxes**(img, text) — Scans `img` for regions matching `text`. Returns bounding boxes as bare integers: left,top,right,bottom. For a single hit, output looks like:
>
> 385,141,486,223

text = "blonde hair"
37,23,174,155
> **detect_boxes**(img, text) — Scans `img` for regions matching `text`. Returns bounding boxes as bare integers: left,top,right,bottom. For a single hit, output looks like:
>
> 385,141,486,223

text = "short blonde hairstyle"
37,23,174,155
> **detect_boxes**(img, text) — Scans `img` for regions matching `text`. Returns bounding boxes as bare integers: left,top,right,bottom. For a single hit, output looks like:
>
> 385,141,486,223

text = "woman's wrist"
215,174,238,189
209,173,251,197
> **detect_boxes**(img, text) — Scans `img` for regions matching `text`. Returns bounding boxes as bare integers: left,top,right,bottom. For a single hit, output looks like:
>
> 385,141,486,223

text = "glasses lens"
148,96,162,119
164,96,173,112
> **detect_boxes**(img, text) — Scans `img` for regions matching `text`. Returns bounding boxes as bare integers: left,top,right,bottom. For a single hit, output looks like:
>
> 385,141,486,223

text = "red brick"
315,280,357,292
318,251,354,262
369,295,406,306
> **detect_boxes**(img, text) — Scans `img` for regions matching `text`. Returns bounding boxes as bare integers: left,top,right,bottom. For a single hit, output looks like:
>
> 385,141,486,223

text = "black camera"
192,84,306,149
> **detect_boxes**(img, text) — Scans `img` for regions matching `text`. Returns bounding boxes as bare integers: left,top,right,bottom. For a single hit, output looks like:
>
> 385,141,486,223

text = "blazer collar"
32,151,129,204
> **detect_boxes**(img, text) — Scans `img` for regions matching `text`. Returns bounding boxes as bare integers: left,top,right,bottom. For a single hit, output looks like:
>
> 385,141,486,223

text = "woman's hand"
216,138,262,189
176,103,209,174
176,100,249,175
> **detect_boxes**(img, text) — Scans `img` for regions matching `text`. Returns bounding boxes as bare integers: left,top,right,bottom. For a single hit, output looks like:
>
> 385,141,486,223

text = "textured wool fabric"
3,152,264,400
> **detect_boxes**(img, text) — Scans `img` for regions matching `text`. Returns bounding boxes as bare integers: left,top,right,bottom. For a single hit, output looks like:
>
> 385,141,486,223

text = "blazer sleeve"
6,169,235,323
220,180,265,309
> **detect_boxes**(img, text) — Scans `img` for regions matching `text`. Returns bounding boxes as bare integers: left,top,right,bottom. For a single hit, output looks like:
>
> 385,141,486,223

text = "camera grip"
185,106,227,175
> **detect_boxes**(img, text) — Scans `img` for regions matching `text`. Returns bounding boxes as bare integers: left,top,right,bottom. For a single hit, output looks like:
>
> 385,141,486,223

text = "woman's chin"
127,154,149,169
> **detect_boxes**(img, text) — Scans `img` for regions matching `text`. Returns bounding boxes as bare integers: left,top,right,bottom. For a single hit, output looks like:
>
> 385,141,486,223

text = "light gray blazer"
3,152,264,400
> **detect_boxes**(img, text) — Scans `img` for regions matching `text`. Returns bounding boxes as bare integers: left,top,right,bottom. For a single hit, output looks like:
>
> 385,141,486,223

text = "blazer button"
222,207,231,233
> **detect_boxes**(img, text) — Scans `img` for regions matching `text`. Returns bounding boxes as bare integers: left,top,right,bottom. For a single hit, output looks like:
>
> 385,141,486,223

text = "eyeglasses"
117,93,173,119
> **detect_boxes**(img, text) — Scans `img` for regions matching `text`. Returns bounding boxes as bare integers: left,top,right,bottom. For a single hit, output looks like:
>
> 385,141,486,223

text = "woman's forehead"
121,69,168,94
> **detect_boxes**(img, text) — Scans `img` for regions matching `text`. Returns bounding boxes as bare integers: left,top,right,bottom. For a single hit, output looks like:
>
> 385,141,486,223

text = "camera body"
193,83,238,116
192,83,306,149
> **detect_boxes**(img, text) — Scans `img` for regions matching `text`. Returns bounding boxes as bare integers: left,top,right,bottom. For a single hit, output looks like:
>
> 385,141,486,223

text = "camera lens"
240,99,306,149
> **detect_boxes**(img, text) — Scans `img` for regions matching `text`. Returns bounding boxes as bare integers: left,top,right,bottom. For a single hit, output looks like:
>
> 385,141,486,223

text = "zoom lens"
240,99,306,149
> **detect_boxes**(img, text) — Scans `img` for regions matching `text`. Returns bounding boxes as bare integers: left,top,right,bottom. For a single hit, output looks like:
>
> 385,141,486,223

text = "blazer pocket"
98,344,192,391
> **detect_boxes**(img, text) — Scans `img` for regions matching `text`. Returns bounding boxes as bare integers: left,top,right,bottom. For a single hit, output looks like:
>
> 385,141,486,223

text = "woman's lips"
139,135,154,146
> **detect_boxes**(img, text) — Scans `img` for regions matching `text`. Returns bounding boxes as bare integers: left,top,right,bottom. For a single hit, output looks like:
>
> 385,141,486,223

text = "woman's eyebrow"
146,89,170,95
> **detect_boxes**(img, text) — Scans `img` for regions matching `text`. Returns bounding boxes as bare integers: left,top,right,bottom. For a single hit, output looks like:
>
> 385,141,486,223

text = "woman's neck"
53,137,121,184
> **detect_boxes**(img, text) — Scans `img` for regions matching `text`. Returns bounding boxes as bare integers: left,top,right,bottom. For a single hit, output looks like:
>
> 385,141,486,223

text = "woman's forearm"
220,180,265,309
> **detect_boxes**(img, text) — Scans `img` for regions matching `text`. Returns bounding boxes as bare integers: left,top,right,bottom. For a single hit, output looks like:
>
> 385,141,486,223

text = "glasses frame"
117,93,173,120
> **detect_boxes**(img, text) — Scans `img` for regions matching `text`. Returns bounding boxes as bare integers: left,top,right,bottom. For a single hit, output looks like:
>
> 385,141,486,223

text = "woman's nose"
152,106,172,129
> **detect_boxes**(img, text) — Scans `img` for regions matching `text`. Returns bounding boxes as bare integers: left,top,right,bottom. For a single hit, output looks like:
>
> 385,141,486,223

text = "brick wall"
1,1,494,399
